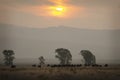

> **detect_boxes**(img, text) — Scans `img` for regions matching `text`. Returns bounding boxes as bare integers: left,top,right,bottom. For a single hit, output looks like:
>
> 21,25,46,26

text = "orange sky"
0,0,120,29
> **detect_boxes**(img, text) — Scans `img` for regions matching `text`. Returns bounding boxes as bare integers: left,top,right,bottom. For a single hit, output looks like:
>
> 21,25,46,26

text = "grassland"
0,66,120,80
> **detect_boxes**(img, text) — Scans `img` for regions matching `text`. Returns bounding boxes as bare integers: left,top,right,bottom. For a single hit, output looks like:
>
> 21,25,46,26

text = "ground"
0,66,120,80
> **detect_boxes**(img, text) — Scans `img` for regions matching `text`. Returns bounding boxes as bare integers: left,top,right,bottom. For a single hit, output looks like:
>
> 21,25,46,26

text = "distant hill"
0,24,120,64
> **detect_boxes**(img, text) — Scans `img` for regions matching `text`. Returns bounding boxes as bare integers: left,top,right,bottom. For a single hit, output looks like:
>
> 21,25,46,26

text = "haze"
0,0,120,29
0,0,120,65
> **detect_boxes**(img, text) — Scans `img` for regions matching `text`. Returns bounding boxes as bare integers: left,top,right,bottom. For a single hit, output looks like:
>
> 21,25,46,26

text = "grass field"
0,66,120,80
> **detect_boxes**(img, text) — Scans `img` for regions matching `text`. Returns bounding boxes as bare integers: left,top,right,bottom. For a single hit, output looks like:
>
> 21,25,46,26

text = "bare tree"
39,56,45,66
3,50,15,66
55,48,72,65
80,50,96,65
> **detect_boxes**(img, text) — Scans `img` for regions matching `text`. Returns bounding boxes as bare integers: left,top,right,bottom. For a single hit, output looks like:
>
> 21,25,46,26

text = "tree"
39,56,45,65
80,50,96,65
55,48,72,65
2,50,15,66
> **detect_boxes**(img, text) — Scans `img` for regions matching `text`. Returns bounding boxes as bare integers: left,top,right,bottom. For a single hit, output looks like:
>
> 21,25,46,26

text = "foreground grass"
0,67,120,80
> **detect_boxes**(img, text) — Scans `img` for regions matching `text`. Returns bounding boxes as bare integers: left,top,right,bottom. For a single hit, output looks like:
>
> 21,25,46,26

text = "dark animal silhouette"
11,65,16,68
32,64,36,67
104,64,108,67
38,65,41,68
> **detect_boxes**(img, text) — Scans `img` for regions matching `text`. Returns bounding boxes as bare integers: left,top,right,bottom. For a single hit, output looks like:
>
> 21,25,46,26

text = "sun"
56,7,63,12
49,6,66,17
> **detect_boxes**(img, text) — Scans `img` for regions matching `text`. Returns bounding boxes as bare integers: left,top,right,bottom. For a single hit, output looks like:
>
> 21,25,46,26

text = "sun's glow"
49,6,66,17
56,7,63,11
46,0,80,18
47,0,69,17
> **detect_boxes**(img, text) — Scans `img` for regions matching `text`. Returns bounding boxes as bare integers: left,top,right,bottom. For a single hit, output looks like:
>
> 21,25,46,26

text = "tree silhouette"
2,50,15,66
55,48,72,65
80,50,96,65
39,56,45,65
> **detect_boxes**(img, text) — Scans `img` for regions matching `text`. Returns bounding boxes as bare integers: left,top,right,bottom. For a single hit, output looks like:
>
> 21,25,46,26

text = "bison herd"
10,64,108,68
31,64,108,68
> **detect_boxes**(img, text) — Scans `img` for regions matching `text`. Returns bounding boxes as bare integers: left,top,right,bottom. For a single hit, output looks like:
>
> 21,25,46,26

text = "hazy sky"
0,0,120,64
0,0,120,29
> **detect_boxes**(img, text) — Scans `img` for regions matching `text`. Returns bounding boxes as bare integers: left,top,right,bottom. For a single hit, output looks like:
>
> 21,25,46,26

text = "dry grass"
0,67,120,80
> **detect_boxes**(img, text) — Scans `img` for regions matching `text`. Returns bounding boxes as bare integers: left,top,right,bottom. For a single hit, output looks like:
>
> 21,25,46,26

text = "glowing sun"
49,6,66,17
56,7,63,11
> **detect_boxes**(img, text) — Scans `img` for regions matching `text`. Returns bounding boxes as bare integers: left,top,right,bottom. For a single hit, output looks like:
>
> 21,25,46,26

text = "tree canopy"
3,50,15,66
80,50,96,65
55,48,72,65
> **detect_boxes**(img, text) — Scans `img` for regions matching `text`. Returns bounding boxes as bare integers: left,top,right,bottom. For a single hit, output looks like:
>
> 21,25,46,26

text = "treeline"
1,48,108,68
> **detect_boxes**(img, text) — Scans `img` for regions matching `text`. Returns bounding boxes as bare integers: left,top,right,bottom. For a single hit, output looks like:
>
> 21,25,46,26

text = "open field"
0,66,120,80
